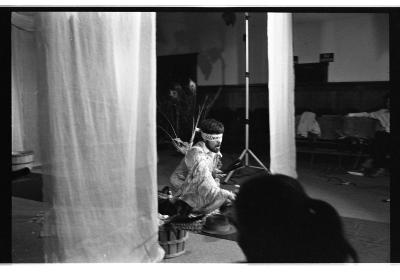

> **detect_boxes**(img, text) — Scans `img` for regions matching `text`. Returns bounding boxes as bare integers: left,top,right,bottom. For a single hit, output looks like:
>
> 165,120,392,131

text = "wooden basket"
159,225,188,259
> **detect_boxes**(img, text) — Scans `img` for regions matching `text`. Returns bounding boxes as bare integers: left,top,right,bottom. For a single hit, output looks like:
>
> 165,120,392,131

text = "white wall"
158,12,389,84
324,13,389,82
293,21,322,63
293,13,389,82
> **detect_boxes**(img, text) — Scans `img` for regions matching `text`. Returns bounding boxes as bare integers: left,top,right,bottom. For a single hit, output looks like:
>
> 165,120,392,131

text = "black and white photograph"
6,2,399,275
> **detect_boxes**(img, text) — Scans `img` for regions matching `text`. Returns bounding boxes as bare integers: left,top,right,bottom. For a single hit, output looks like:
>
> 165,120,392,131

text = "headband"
201,131,223,142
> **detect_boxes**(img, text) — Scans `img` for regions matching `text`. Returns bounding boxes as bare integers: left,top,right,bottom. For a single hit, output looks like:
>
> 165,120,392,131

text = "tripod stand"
224,12,270,184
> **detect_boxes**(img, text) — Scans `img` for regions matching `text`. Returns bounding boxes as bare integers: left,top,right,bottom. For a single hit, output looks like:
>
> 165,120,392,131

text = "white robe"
169,141,233,214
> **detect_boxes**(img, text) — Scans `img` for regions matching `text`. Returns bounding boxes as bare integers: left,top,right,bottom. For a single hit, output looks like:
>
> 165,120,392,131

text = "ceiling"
292,13,375,23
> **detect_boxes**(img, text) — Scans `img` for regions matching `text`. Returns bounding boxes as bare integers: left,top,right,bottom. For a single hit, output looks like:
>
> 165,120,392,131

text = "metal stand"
224,13,270,184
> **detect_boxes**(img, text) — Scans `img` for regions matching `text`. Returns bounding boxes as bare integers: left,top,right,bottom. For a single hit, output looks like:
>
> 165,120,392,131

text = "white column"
268,13,297,178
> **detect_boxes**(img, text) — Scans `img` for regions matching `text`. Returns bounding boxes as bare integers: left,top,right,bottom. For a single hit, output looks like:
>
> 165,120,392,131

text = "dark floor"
11,147,390,262
160,147,390,262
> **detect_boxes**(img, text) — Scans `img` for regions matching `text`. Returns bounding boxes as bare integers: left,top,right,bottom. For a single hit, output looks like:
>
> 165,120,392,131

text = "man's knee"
174,199,193,216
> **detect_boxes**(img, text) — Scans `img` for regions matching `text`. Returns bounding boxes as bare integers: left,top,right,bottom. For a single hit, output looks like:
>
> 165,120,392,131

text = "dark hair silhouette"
200,118,224,134
234,174,358,263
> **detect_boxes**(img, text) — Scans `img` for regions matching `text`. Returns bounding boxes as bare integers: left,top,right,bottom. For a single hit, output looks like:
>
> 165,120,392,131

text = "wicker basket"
171,218,206,233
159,225,189,258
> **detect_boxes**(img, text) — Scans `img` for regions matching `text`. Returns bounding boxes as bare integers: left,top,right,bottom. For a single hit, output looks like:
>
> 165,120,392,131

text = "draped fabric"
11,13,39,158
267,13,297,178
33,12,164,262
11,29,24,151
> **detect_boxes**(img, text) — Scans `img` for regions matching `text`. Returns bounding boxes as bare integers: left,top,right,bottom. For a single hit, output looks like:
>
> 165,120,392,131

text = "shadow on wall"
170,27,226,84
198,47,225,82
157,12,237,85
204,14,233,85
173,29,195,51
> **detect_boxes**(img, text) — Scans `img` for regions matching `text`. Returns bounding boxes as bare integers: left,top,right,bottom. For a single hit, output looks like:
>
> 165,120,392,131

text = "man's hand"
213,169,226,179
226,191,236,201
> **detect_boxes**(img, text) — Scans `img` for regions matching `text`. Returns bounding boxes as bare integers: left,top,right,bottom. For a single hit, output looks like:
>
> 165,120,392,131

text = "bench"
295,115,380,168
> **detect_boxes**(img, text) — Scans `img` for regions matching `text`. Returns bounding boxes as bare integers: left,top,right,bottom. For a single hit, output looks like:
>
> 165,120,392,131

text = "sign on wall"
320,53,334,62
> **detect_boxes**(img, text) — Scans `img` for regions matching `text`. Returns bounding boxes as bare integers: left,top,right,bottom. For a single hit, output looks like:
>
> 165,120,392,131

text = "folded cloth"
348,109,390,133
297,111,321,137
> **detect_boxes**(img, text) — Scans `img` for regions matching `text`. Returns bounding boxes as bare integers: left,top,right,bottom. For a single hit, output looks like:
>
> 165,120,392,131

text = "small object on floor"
347,167,370,176
368,168,386,178
382,198,390,203
347,170,364,176
327,176,355,186
202,214,236,235
340,181,356,186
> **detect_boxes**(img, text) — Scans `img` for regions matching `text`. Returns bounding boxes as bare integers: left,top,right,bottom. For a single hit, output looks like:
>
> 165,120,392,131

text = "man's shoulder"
192,141,207,151
186,142,207,157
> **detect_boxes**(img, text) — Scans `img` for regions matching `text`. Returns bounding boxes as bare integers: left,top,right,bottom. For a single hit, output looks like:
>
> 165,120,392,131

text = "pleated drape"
11,13,39,157
33,12,163,262
268,13,297,178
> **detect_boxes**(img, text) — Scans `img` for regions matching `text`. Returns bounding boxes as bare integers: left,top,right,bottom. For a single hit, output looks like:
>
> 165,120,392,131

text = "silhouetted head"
234,174,358,263
199,118,224,153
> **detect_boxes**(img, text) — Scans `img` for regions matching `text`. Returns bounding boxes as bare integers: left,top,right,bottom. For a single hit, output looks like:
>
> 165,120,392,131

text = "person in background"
234,174,358,263
168,118,236,215
347,96,390,177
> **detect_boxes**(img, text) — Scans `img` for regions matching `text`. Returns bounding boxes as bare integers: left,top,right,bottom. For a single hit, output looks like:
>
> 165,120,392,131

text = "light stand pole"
224,12,270,184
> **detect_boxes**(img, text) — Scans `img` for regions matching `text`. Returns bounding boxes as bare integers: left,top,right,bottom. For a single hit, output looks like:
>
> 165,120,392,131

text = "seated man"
347,96,390,177
169,118,236,215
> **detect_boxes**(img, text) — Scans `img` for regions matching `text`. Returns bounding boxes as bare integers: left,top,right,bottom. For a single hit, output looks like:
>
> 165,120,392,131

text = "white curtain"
34,12,164,262
267,13,297,178
11,32,24,151
12,13,39,157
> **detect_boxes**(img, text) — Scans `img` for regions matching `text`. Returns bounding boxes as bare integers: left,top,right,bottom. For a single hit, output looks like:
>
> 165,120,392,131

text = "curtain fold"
35,12,163,262
11,17,39,155
11,29,24,152
267,13,297,178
